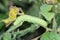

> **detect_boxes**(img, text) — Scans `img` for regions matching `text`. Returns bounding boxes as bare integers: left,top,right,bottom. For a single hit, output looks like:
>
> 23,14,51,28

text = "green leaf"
40,12,55,22
0,13,8,20
52,18,57,31
56,3,60,13
40,4,55,22
0,22,5,29
3,33,11,40
0,13,8,29
26,4,40,17
40,4,53,12
0,3,6,10
58,0,60,3
56,13,60,26
40,31,60,40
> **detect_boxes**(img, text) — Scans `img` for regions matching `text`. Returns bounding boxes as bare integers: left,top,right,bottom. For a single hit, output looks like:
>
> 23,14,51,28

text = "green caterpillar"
14,15,47,27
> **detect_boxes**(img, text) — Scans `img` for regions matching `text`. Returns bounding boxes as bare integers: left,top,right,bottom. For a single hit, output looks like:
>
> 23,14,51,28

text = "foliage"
40,31,60,40
0,0,60,40
40,4,55,22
